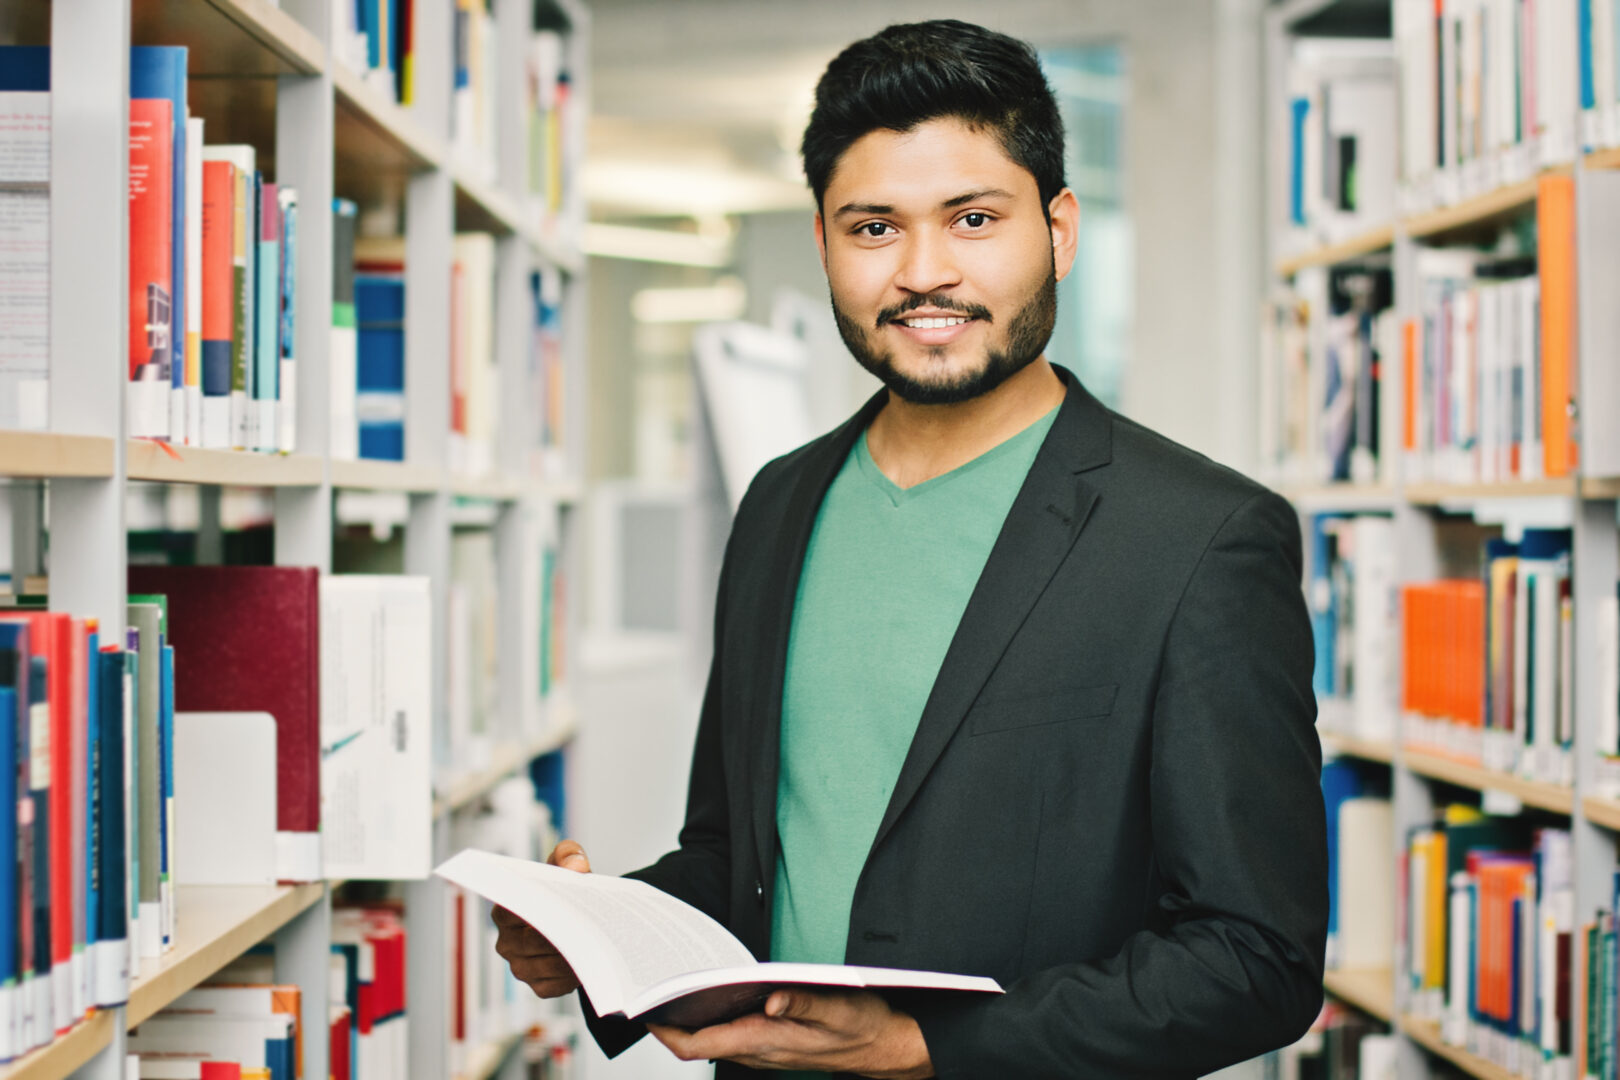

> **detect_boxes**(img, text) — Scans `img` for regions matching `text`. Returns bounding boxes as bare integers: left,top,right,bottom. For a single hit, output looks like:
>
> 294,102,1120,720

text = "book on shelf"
1259,266,1396,488
319,575,432,881
1401,528,1576,784
0,45,299,450
525,28,576,226
452,0,499,185
1321,761,1394,974
446,531,499,789
331,904,408,1080
1394,0,1579,213
446,776,562,1077
0,48,50,432
1402,809,1573,1073
128,566,322,884
1310,514,1399,745
354,266,405,464
1278,39,1397,258
451,233,497,479
331,199,360,462
436,850,1003,1029
531,267,568,477
1284,1006,1397,1080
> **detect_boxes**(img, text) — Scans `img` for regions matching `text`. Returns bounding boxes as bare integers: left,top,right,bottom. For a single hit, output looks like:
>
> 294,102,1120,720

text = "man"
495,19,1327,1078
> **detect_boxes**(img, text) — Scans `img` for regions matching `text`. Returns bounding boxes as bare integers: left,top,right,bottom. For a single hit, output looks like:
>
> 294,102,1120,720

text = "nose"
892,228,962,297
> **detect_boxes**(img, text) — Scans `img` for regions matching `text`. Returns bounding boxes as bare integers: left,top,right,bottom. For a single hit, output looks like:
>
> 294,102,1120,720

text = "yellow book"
1424,830,1448,989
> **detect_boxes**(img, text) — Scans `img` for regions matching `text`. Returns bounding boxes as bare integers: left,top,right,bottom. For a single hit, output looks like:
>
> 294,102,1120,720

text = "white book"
1520,278,1542,480
174,713,277,886
436,849,1003,1028
1338,798,1394,971
320,576,433,881
1444,872,1471,1045
1599,595,1619,758
0,90,51,432
126,1013,290,1072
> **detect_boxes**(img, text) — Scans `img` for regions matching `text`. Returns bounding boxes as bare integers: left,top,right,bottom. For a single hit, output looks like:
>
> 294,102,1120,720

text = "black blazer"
589,369,1328,1078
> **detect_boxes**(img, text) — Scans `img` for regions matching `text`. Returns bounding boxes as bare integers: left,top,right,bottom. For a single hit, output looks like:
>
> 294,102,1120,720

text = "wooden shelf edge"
201,0,326,75
1404,171,1557,239
1403,748,1574,815
1400,1014,1524,1080
331,457,444,493
0,431,115,479
1276,224,1394,277
126,882,327,1029
1276,482,1397,510
434,719,579,819
1322,968,1395,1022
1581,475,1620,499
127,442,325,487
1404,479,1577,504
332,62,445,170
1320,730,1395,764
0,1009,117,1080
1584,795,1620,831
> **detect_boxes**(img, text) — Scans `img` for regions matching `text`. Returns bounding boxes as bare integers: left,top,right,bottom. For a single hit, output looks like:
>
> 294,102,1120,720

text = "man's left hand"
646,988,933,1078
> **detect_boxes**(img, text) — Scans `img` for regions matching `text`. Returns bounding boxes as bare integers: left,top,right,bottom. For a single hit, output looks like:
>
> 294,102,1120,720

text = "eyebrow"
831,188,1017,219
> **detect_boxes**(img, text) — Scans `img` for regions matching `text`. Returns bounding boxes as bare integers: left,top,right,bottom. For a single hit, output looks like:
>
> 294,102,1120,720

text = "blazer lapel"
746,390,888,882
869,372,1114,854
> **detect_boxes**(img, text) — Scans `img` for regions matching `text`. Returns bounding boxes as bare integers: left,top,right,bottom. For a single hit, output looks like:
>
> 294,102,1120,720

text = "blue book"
0,45,47,91
92,648,127,1008
354,274,405,461
1289,97,1309,227
1320,759,1364,949
1582,0,1596,111
1308,515,1339,699
130,47,189,425
277,188,298,453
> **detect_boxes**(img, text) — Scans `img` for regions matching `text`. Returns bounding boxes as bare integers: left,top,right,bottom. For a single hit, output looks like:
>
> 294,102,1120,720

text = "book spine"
331,200,359,460
127,96,174,441
25,656,48,1051
159,644,173,953
0,684,15,1063
255,182,280,453
200,161,235,450
93,648,127,1008
81,627,97,1019
277,186,298,454
67,619,86,1027
121,638,138,983
231,168,255,450
184,116,204,447
1538,172,1576,477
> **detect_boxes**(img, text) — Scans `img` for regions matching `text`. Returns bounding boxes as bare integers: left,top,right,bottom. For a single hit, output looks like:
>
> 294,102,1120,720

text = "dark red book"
126,566,320,881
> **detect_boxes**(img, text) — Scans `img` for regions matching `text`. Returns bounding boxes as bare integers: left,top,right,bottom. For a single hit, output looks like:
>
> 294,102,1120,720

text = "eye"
959,212,991,229
857,222,892,238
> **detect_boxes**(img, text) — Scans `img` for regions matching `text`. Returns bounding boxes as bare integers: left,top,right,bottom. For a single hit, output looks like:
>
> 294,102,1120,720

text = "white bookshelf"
0,0,590,1077
1265,1,1620,1078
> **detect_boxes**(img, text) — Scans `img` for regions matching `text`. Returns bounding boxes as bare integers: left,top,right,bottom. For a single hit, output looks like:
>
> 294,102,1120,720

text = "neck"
865,358,1066,489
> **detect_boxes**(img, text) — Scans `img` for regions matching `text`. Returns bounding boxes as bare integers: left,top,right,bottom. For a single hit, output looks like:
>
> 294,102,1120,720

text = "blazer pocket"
968,683,1119,736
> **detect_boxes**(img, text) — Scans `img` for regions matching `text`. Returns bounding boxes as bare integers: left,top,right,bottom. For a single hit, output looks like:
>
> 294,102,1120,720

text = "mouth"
887,313,981,346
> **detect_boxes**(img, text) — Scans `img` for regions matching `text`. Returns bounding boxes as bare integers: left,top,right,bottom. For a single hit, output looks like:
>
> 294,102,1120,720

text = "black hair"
801,20,1067,217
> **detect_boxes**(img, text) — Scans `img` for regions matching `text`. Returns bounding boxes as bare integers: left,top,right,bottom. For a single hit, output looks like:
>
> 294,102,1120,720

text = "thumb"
765,991,816,1022
548,840,592,874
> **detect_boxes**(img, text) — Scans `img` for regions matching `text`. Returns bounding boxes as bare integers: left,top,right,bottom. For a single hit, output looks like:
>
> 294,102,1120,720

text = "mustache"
875,294,993,328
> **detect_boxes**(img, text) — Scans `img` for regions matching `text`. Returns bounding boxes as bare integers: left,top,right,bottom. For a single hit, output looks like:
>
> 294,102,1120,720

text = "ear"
813,211,829,275
1048,188,1080,283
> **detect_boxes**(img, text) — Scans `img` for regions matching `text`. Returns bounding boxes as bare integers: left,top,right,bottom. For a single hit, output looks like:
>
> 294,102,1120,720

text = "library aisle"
1270,0,1620,1077
0,0,586,1078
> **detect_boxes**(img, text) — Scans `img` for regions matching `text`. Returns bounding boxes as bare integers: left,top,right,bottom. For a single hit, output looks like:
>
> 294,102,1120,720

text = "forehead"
824,117,1038,209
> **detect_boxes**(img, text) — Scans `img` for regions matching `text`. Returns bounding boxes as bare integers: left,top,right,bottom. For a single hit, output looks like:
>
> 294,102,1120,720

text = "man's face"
815,117,1075,406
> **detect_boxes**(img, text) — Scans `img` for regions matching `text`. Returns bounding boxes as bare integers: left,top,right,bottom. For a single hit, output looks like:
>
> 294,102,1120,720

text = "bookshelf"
1265,2,1620,1077
0,0,591,1076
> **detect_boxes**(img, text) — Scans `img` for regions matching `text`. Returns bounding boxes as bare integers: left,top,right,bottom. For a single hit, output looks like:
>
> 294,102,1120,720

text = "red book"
128,98,174,438
127,566,321,881
201,1064,241,1080
200,160,237,424
330,1006,352,1080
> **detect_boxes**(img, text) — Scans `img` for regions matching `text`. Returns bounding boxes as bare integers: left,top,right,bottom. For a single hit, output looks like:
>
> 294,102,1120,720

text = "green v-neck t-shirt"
771,404,1061,977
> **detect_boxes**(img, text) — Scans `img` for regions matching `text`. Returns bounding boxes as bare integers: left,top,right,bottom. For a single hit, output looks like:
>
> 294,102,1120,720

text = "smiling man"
493,19,1328,1079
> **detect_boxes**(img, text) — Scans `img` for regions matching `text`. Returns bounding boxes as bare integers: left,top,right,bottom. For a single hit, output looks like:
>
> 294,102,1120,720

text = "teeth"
901,316,969,329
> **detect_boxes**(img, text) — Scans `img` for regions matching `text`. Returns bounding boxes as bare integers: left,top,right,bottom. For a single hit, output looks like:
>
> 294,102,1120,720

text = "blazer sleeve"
580,525,738,1059
912,489,1328,1079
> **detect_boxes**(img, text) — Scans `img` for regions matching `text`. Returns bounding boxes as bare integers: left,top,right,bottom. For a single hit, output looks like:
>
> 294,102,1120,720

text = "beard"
830,264,1059,406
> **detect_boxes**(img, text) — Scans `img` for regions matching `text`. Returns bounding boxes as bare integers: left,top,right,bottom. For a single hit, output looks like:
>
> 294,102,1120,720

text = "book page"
0,92,49,430
633,961,1003,1026
436,849,756,1016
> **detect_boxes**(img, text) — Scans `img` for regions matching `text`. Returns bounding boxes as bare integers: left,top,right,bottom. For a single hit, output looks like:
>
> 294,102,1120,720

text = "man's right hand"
491,840,591,999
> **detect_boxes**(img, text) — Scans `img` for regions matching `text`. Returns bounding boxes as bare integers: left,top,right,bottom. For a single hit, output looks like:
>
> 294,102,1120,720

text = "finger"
647,1024,711,1064
490,905,525,930
648,1015,777,1064
524,975,580,999
548,840,592,873
494,927,559,960
509,955,577,984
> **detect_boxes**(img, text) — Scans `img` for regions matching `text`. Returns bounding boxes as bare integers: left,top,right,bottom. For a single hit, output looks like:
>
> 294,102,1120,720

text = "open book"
435,849,1003,1028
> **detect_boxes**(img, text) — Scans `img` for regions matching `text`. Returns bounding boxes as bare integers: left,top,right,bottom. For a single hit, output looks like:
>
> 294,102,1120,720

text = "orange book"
1538,174,1578,477
1403,319,1418,452
1401,586,1419,715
